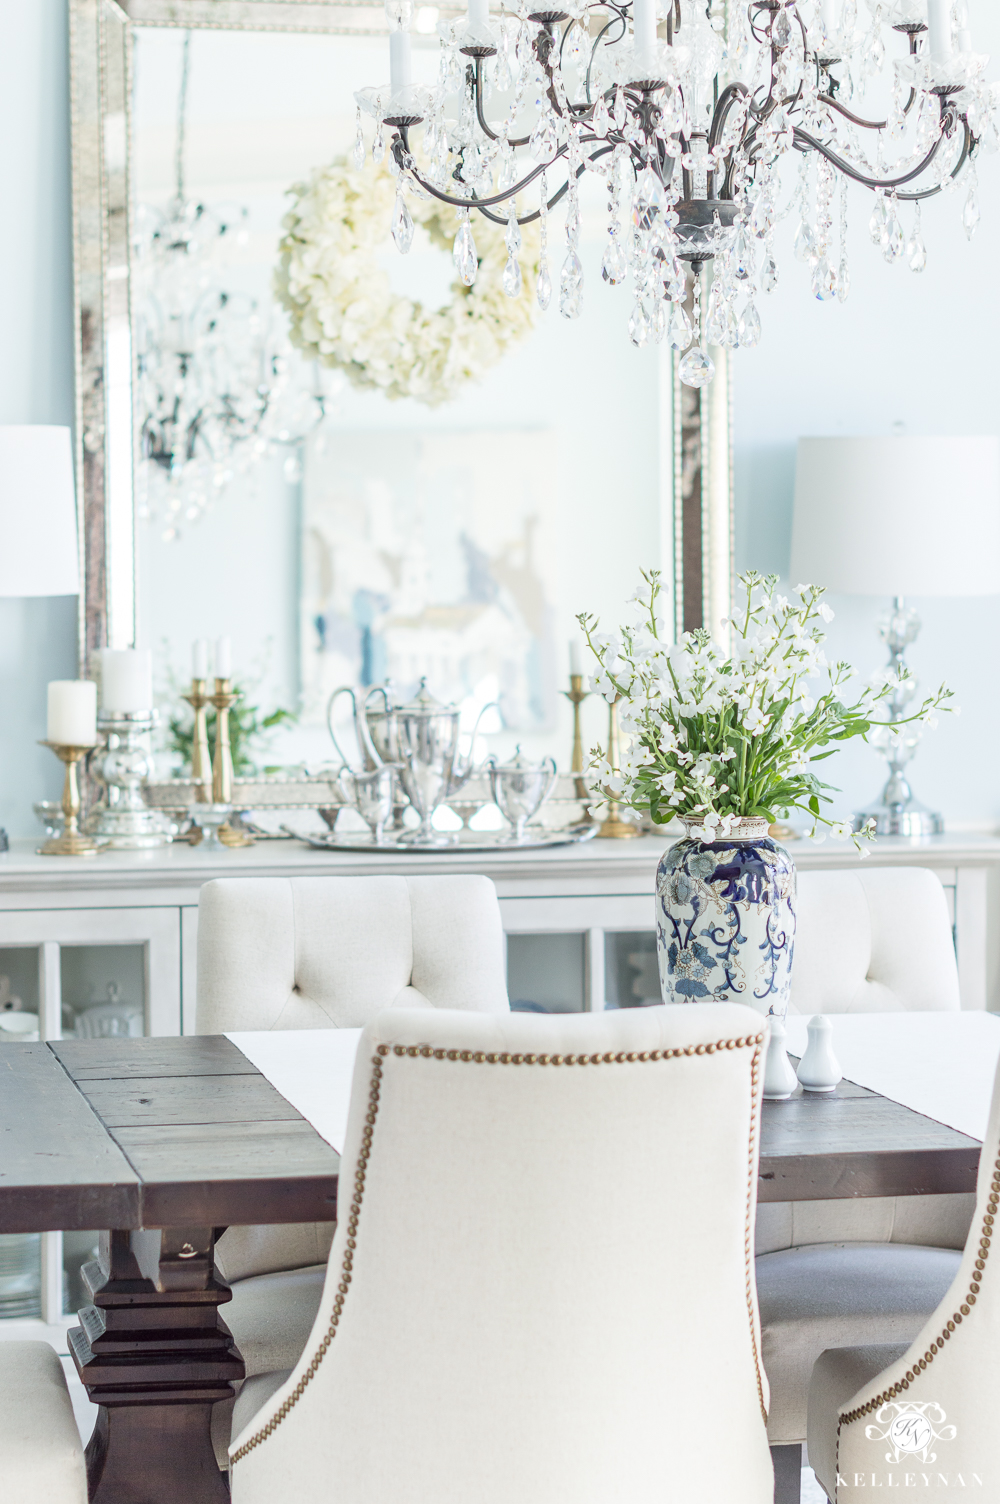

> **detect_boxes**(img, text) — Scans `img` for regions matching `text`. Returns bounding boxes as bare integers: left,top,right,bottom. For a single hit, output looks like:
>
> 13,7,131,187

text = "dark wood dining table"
0,1035,983,1504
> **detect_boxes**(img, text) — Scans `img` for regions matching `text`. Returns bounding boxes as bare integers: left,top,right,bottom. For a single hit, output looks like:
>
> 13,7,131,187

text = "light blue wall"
0,0,76,838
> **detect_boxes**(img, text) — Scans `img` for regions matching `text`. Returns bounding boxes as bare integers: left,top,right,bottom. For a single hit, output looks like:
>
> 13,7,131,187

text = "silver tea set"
327,679,558,848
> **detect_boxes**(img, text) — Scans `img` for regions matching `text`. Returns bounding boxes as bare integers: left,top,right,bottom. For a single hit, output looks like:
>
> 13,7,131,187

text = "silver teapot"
487,746,558,844
326,679,497,845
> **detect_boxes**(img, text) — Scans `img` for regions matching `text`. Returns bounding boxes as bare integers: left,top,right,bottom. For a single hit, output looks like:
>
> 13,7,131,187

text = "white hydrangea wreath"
275,158,542,407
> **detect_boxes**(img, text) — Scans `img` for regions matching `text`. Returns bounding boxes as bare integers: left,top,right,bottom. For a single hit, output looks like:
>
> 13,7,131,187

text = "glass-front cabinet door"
0,908,181,1332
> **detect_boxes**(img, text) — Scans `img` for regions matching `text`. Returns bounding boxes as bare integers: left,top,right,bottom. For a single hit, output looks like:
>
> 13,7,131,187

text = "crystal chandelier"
134,32,333,539
354,0,995,387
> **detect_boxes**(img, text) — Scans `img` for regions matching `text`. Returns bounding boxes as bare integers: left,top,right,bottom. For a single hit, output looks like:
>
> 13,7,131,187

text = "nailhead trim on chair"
832,1146,1000,1500
231,1030,767,1467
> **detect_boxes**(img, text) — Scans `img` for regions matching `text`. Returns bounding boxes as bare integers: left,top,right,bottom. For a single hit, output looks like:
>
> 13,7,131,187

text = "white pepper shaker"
796,1014,843,1093
762,1015,799,1101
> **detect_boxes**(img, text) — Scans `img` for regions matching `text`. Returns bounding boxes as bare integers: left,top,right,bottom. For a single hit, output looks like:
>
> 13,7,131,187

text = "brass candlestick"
598,696,640,840
209,679,252,847
37,743,102,857
181,678,212,802
561,673,594,819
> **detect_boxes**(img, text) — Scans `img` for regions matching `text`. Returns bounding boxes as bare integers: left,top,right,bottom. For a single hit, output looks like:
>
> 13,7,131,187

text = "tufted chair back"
789,867,960,1016
196,874,509,1035
229,1004,774,1503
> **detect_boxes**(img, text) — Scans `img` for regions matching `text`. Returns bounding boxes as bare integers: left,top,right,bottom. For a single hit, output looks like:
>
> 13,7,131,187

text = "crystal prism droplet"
537,261,552,311
772,7,791,46
529,114,557,162
453,219,478,287
352,118,366,171
613,86,627,130
602,238,627,284
505,205,522,256
733,231,753,280
869,197,886,246
592,95,610,139
653,299,668,345
372,128,386,166
738,301,761,347
667,301,692,351
678,347,715,388
964,188,980,240
760,254,779,293
391,191,414,254
837,259,850,302
559,250,584,319
811,256,838,300
503,253,522,298
883,213,904,264
750,196,772,239
906,232,927,272
628,301,650,347
794,221,817,264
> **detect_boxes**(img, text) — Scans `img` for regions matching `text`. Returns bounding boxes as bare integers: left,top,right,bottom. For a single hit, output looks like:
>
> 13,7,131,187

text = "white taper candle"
926,0,953,59
215,636,232,679
389,29,412,91
192,639,208,680
569,641,582,677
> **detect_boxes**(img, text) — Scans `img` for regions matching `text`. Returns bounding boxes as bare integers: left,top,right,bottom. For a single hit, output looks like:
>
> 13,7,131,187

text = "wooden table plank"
51,1035,258,1080
759,1077,981,1202
77,1073,304,1128
0,1044,140,1232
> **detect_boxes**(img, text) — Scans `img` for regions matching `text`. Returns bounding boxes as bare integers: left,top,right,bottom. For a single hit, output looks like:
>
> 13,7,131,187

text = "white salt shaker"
762,1015,799,1101
796,1014,842,1093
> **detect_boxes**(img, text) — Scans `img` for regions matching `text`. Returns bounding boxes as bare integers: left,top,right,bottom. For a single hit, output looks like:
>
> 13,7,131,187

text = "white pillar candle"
100,648,153,713
926,0,953,59
389,29,412,91
47,681,97,746
468,0,489,33
632,0,658,71
192,639,208,680
569,641,583,677
215,636,232,679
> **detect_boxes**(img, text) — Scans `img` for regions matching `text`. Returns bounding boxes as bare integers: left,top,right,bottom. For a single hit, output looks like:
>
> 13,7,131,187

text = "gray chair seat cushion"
757,1242,961,1445
211,1263,326,1469
232,1368,294,1445
807,1344,909,1500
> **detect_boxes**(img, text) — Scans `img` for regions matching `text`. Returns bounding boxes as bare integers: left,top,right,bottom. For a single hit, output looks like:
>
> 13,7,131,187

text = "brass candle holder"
597,696,640,841
181,678,212,803
210,678,252,847
561,673,595,823
37,743,102,857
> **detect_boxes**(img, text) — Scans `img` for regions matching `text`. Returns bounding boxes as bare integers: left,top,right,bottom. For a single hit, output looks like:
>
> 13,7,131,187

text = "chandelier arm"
791,124,946,189
708,81,750,153
470,143,614,225
585,6,628,106
473,62,533,148
399,137,573,212
894,122,973,201
822,97,889,131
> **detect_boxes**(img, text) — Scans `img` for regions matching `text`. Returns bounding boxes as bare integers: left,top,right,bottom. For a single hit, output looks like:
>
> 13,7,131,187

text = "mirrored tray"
291,824,599,853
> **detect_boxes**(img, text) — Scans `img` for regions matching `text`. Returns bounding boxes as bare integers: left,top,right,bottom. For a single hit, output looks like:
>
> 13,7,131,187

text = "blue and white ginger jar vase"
656,816,796,1021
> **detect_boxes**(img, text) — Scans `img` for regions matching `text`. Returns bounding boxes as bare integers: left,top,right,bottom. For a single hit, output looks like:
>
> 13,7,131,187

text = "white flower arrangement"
579,570,953,848
275,157,541,407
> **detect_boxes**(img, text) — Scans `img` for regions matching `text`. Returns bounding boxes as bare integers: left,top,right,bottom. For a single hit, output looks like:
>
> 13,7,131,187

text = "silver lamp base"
852,800,943,837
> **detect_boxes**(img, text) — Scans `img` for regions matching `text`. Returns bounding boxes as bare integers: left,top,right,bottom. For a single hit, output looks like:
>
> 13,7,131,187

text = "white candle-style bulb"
569,641,583,677
956,27,972,50
389,29,412,91
467,0,489,33
926,0,953,59
100,649,153,713
215,636,232,679
384,0,413,28
47,681,97,746
821,0,838,33
632,0,657,70
192,639,208,680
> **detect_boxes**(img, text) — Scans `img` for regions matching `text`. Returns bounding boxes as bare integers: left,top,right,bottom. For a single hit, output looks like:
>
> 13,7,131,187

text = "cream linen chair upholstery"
758,867,971,1494
228,1003,774,1504
197,874,509,1462
0,1343,87,1504
807,1057,1000,1502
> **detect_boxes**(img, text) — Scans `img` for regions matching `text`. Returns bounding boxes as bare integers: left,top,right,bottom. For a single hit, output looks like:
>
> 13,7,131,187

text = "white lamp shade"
790,436,1000,598
0,425,80,597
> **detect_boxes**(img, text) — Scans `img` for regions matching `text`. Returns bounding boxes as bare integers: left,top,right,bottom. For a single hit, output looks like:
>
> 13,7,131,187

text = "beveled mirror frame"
69,0,733,674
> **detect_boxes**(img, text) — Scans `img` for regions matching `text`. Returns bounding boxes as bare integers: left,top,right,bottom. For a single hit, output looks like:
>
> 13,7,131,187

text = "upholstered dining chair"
227,1002,774,1503
758,866,969,1501
196,873,510,1463
0,1342,87,1503
806,1055,1000,1503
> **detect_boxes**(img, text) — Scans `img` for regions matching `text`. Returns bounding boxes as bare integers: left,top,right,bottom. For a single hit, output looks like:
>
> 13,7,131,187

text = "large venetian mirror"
71,0,732,773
